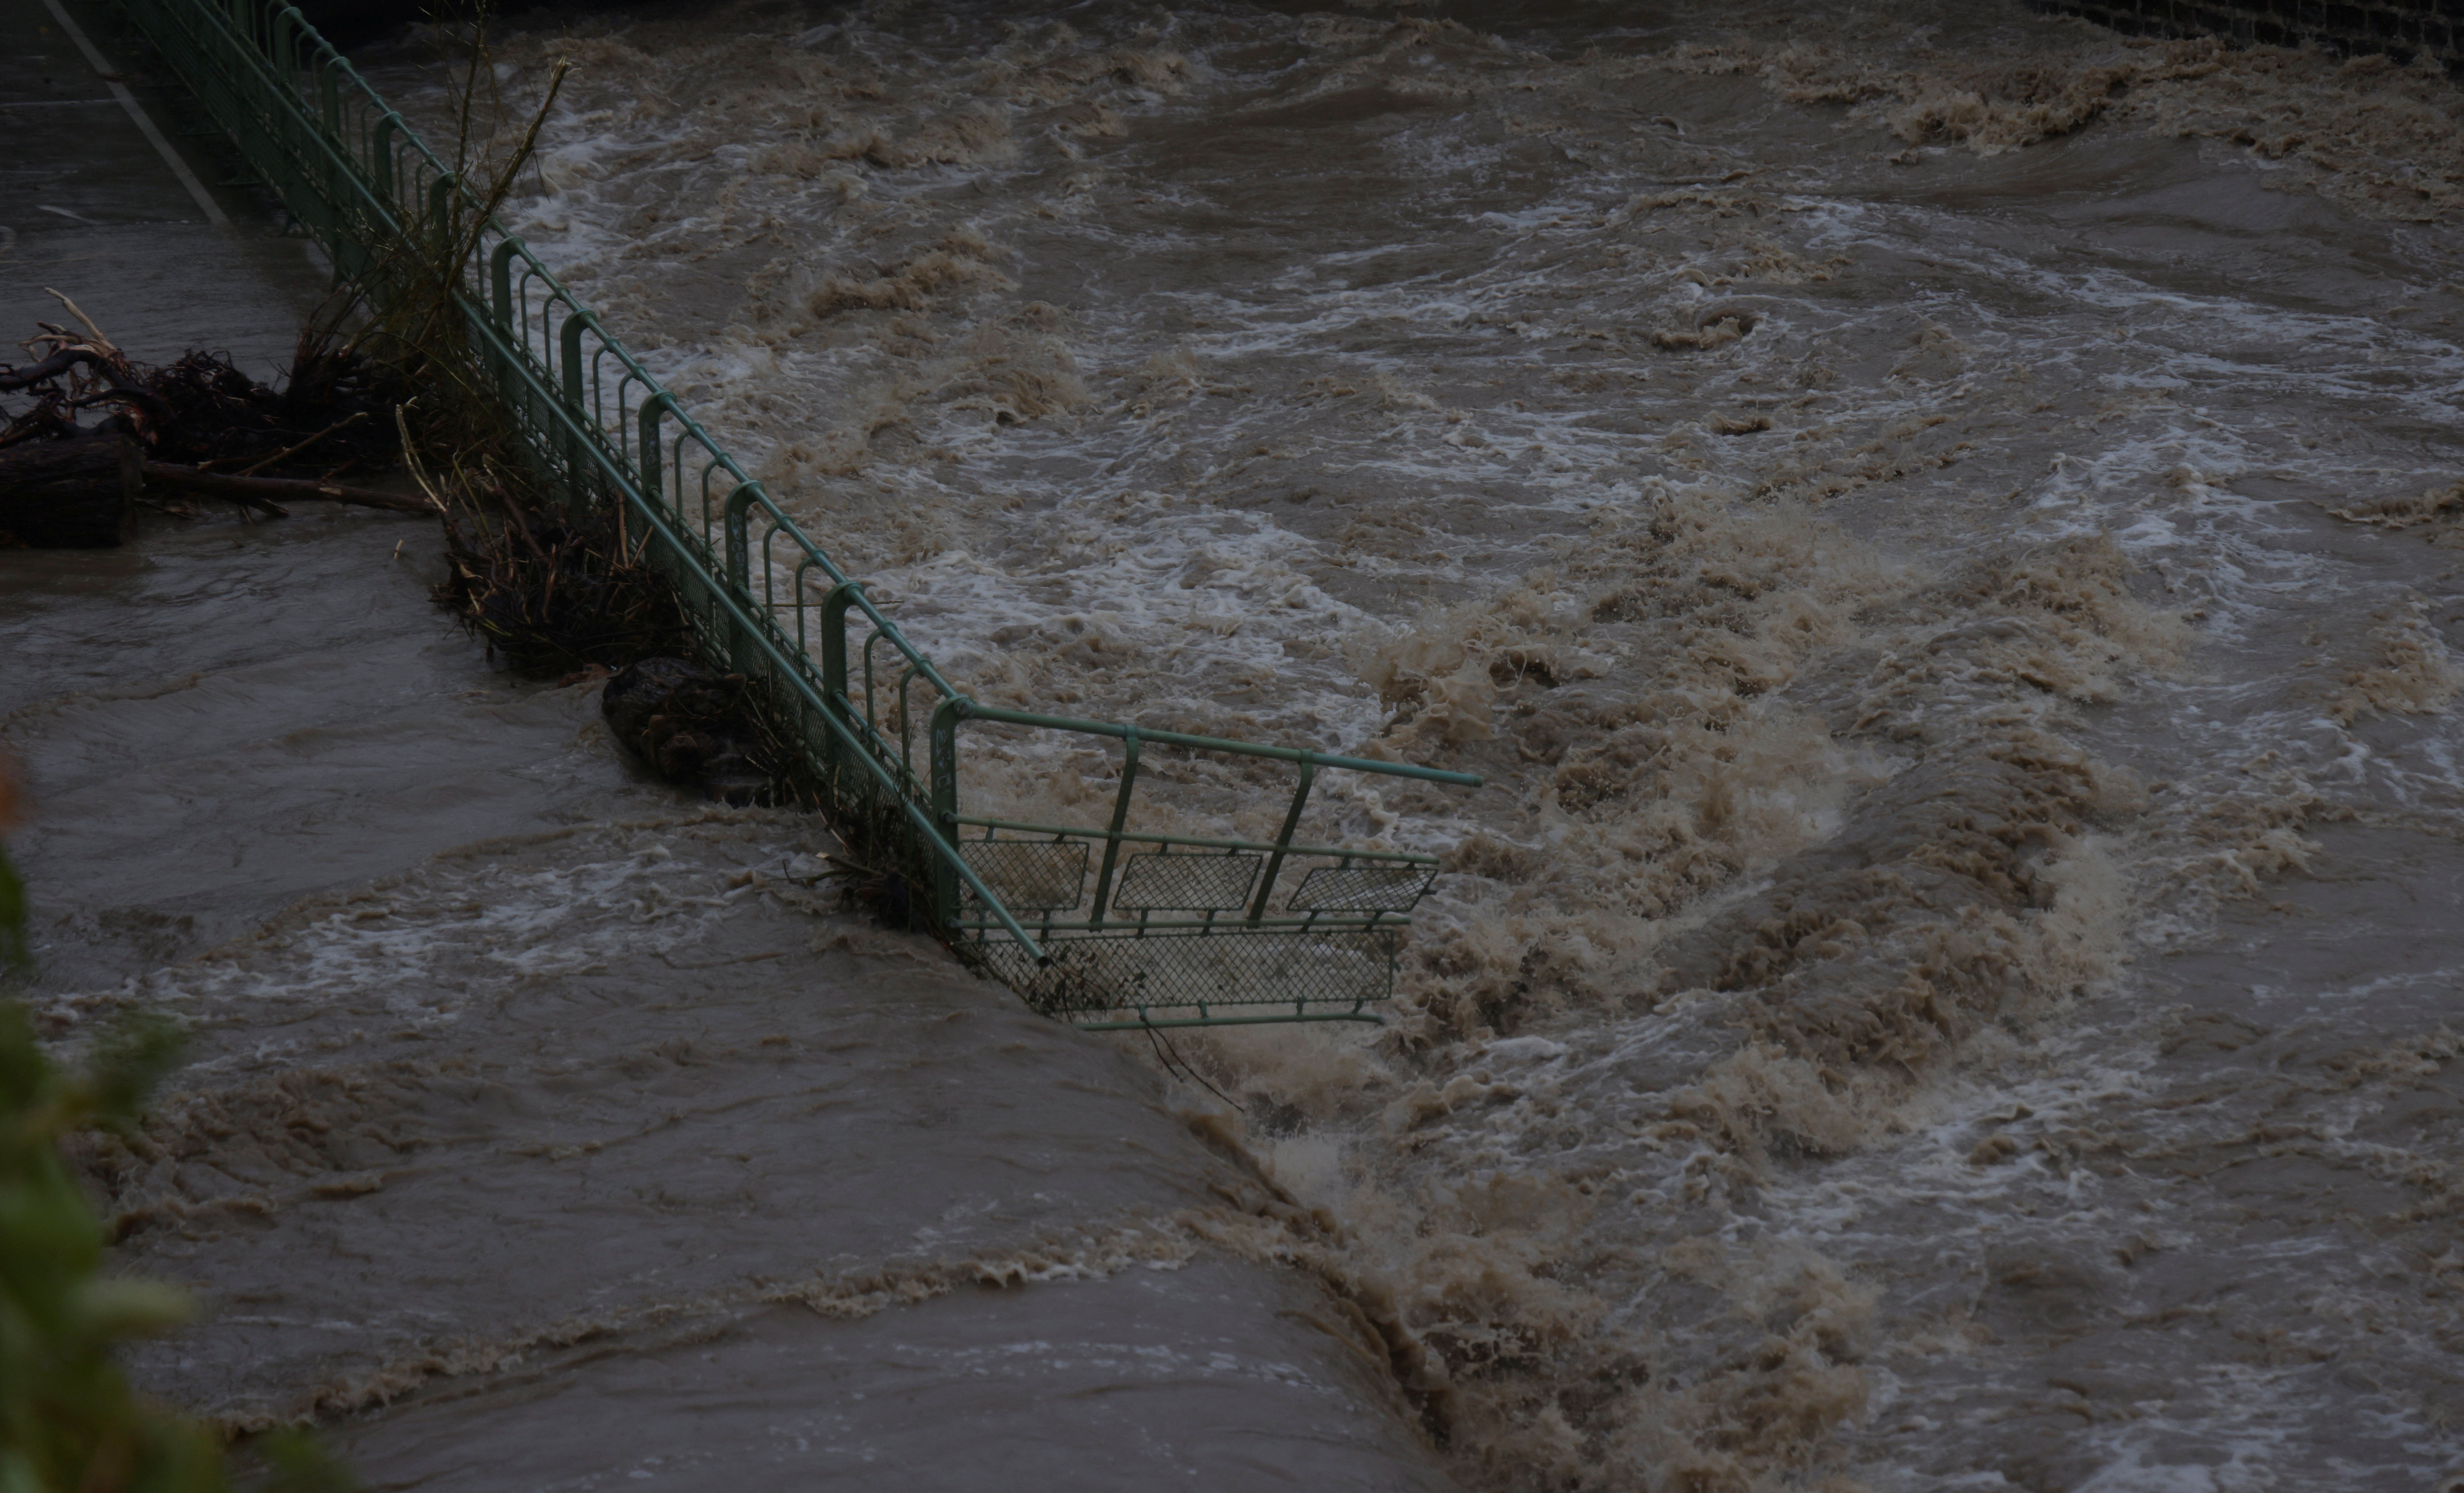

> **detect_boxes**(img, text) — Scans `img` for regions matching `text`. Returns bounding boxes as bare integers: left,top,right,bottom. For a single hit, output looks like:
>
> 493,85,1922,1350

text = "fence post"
371,113,398,209
720,482,770,674
269,3,297,76
929,697,966,928
425,171,458,265
636,391,678,514
722,481,764,589
819,583,864,702
1086,727,1140,929
1249,758,1314,924
555,306,596,495
317,53,341,138
490,237,523,327
557,307,591,411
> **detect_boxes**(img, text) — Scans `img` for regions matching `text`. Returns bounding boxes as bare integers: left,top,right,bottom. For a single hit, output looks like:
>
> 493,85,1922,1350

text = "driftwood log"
139,463,436,516
0,432,139,547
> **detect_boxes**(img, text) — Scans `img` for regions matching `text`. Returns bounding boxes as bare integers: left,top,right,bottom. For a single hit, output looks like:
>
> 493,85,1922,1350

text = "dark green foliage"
0,1005,223,1493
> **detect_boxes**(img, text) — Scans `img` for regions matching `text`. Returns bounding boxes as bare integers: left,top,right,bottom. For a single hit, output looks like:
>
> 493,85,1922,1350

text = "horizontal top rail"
951,816,1440,866
950,703,1484,789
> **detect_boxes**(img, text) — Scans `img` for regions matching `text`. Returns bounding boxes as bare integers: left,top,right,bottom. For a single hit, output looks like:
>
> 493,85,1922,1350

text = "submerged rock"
600,657,766,803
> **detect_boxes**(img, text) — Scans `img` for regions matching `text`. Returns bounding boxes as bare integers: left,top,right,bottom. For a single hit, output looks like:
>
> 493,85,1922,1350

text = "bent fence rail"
115,0,1482,1028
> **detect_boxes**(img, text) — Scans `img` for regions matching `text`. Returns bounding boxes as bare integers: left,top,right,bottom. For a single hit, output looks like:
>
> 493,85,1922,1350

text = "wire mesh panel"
1110,852,1262,913
958,841,1088,913
975,927,1399,1027
1287,863,1437,914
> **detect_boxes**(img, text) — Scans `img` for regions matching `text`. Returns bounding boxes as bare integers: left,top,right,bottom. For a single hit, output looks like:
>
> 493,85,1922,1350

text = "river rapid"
354,1,2462,1487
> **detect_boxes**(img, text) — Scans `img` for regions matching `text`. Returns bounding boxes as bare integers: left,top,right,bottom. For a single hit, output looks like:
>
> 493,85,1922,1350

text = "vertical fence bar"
490,236,521,326
820,582,860,706
1249,759,1314,924
1086,728,1141,929
929,696,965,925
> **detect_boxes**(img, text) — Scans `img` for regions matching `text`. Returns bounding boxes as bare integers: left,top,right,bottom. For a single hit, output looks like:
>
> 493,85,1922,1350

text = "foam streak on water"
369,3,2464,1486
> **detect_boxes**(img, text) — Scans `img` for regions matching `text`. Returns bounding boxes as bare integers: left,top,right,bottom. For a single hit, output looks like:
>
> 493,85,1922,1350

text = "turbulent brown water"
25,0,2464,1487
378,2,2464,1484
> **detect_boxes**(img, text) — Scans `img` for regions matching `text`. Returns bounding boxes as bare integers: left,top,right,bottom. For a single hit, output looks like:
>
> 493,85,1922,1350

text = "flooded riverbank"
4,3,1458,1485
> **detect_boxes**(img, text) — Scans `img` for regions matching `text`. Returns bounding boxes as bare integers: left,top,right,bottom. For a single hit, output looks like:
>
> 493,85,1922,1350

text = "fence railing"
115,0,1481,1028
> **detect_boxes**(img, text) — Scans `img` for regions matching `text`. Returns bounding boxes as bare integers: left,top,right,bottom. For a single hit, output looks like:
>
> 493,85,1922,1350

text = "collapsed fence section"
114,0,1481,1026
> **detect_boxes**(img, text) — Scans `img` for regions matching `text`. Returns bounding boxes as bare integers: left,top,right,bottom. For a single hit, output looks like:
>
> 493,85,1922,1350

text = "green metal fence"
114,0,1481,1029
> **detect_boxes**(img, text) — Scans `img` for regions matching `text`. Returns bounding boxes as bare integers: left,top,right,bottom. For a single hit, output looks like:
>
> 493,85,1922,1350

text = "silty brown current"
67,0,2464,1488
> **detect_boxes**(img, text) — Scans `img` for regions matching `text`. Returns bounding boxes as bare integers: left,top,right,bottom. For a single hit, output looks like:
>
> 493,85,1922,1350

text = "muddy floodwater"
11,0,2464,1488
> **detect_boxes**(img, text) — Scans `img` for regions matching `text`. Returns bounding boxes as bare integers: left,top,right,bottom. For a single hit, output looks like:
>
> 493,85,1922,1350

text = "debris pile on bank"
0,291,425,544
0,291,788,807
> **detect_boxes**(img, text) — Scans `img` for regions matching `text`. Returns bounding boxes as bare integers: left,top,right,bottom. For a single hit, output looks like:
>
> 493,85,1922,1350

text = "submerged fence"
114,0,1482,1029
